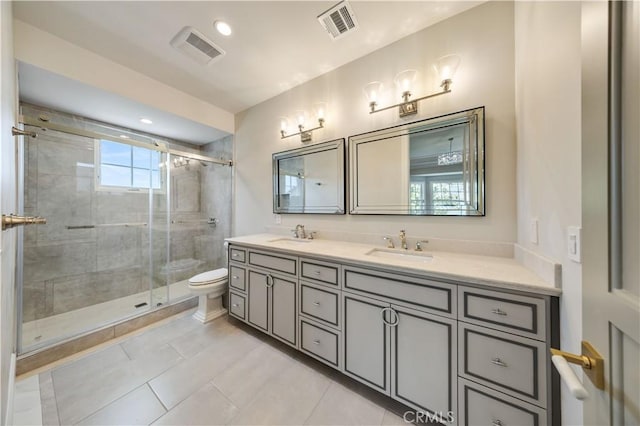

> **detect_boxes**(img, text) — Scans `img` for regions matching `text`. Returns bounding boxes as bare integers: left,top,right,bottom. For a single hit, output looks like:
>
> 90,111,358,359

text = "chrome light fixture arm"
280,118,325,143
369,87,451,116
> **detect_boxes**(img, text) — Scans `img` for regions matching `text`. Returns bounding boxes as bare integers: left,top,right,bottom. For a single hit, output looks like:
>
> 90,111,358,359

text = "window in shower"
97,139,162,190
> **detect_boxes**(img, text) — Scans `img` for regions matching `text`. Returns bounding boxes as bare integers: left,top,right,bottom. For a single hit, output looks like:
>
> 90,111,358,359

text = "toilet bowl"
188,268,228,323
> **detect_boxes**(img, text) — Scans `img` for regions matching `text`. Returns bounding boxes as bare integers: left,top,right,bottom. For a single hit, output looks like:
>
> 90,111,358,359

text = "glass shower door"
18,126,169,353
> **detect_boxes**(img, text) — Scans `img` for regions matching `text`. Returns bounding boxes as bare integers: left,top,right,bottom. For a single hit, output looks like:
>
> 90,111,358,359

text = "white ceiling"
14,1,482,143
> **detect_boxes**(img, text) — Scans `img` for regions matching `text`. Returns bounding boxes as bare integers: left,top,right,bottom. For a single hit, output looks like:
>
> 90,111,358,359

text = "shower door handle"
2,214,47,231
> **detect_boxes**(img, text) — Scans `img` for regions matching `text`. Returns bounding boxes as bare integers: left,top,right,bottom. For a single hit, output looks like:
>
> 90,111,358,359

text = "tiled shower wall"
21,104,232,323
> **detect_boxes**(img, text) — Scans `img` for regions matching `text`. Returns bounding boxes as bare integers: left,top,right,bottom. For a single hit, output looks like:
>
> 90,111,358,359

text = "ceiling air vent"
170,26,225,65
317,1,358,41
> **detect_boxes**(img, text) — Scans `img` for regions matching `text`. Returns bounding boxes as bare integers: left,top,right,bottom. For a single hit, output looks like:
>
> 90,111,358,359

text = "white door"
582,1,640,424
0,2,18,425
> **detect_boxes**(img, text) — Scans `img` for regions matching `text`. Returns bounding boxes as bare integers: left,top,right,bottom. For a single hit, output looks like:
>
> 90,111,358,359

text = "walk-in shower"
17,104,233,354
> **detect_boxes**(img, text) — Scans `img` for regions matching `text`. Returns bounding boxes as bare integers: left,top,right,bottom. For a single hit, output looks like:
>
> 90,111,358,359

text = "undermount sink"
267,237,312,244
365,248,433,263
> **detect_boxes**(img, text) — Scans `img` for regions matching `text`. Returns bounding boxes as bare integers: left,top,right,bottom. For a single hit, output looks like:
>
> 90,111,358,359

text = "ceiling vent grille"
170,26,225,65
317,1,358,41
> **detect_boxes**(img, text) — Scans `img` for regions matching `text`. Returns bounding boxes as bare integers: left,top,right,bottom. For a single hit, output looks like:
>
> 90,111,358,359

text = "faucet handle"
383,236,395,249
415,240,429,251
307,231,317,240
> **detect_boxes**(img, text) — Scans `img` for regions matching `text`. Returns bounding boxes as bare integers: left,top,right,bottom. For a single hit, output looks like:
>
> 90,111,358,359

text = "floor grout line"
301,379,333,426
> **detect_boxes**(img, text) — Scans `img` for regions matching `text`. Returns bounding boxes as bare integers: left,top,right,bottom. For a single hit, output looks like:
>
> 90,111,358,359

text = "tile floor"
14,309,411,425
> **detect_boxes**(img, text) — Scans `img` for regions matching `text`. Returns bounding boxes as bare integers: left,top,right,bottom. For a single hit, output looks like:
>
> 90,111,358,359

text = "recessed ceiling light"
140,118,153,124
120,135,130,139
214,20,232,36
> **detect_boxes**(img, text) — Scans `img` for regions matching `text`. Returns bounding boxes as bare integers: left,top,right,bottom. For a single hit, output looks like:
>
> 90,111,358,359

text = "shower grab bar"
66,222,148,229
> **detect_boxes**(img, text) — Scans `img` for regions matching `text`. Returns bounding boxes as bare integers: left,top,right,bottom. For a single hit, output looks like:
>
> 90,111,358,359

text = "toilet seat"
188,268,228,286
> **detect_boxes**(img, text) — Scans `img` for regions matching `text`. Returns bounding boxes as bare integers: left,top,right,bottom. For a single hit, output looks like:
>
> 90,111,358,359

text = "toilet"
188,268,228,323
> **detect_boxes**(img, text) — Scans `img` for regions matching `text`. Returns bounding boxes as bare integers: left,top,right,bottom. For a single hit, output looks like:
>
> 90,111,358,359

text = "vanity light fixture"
365,54,461,118
280,102,326,143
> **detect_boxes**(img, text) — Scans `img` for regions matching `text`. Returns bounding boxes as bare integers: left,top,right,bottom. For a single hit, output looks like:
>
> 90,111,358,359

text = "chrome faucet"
415,240,429,251
399,230,407,250
383,236,395,249
294,224,306,239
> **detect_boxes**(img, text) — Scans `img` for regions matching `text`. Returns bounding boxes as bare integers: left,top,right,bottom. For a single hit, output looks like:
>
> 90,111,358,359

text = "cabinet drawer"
459,378,547,426
344,266,455,316
229,266,246,292
300,283,340,328
248,250,297,276
300,258,340,287
459,323,547,407
229,248,246,263
459,286,546,340
229,292,246,321
300,320,339,367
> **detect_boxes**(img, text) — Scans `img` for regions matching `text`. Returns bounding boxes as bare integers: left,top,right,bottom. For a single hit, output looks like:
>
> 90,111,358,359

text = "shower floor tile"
21,280,191,351
14,313,411,426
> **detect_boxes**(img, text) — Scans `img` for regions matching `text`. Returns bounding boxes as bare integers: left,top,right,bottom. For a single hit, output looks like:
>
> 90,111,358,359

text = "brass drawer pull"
313,339,321,345
314,270,321,275
232,275,239,279
491,358,507,367
491,308,507,316
232,253,239,257
232,303,239,308
312,301,321,306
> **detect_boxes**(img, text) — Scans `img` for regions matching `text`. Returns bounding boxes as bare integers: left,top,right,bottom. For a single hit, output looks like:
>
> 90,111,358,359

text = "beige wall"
234,1,516,242
13,20,234,135
514,2,582,425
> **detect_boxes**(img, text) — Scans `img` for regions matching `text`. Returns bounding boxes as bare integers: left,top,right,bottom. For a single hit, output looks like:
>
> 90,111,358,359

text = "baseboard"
5,352,16,426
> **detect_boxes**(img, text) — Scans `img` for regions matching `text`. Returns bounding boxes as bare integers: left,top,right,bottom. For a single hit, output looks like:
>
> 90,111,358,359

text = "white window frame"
94,138,166,193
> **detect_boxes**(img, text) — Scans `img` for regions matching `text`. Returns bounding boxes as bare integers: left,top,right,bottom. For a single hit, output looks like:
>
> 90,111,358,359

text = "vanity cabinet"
226,242,559,426
343,278,457,419
457,286,558,426
297,257,343,368
229,247,298,348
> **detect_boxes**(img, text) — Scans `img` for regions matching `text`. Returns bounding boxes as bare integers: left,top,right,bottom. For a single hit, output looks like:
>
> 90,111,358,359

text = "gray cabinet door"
392,305,457,421
271,276,297,346
247,270,269,332
343,293,390,394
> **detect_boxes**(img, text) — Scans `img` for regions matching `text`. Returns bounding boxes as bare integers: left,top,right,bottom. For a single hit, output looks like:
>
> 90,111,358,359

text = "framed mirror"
273,138,345,214
349,107,485,216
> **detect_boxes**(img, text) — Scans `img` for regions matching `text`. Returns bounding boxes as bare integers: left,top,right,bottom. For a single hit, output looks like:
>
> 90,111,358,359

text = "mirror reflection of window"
273,139,345,214
408,123,470,214
349,107,484,216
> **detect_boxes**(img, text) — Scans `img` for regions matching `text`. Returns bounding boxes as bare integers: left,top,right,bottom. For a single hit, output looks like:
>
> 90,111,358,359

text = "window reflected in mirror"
349,107,484,216
273,139,345,214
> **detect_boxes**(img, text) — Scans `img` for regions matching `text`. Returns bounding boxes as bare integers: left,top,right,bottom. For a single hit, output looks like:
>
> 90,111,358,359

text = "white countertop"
226,234,562,296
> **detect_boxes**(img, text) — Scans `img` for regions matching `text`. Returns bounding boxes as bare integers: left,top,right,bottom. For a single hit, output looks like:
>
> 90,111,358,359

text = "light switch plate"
274,214,282,224
568,226,581,263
